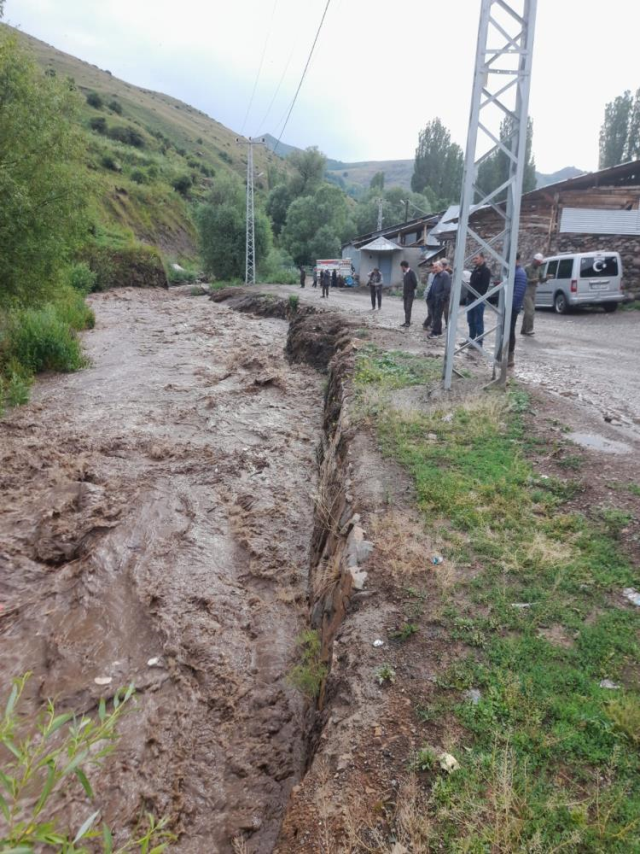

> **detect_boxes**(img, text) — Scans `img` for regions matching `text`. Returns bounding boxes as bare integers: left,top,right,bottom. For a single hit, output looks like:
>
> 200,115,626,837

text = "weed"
412,746,437,772
558,453,583,470
597,506,633,538
5,305,86,374
0,673,174,851
606,696,640,745
287,630,327,699
375,664,396,685
288,294,299,313
628,483,640,497
389,623,419,642
355,345,441,391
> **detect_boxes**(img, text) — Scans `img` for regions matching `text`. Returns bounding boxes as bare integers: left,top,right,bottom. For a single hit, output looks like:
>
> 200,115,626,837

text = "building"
342,213,446,286
438,160,640,294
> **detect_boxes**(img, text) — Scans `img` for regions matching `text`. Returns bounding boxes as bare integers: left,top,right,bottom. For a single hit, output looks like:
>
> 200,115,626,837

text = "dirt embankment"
0,288,330,852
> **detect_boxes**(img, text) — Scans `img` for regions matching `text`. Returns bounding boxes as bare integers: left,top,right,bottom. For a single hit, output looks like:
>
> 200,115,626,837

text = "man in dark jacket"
299,265,306,288
331,269,337,289
321,269,330,298
400,260,418,327
507,253,528,367
467,252,492,347
427,261,451,338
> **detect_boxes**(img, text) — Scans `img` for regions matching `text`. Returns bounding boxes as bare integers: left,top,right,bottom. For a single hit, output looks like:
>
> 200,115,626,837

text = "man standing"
368,267,383,311
423,263,437,330
427,261,451,339
521,252,546,335
507,253,529,367
467,252,491,347
400,260,418,327
321,269,330,298
299,265,306,288
312,267,318,288
331,269,337,290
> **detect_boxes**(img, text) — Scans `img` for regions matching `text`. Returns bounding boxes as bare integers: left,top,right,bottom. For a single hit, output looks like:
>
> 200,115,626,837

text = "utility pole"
443,0,537,390
236,137,265,285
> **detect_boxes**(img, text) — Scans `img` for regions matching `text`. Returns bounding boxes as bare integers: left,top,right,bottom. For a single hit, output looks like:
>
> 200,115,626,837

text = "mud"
0,287,324,852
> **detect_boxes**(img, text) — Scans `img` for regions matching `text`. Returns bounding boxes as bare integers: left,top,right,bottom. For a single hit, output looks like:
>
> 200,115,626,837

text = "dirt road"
266,284,640,433
0,288,322,852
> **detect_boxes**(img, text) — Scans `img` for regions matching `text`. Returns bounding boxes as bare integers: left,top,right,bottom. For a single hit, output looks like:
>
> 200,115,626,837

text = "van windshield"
580,256,618,278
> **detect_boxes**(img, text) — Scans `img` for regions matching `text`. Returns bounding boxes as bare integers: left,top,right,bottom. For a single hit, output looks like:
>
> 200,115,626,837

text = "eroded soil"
0,288,323,852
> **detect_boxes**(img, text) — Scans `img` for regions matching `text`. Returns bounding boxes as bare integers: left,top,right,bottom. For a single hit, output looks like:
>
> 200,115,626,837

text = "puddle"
568,432,631,455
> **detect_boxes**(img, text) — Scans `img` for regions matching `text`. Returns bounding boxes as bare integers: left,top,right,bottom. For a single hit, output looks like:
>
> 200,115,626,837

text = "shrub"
54,287,96,330
66,261,97,294
172,174,192,196
107,125,145,148
108,99,123,114
130,167,148,185
89,116,107,134
0,361,31,413
219,150,232,164
84,243,168,291
146,163,159,179
101,153,121,172
287,630,327,698
5,305,86,374
168,265,198,285
86,90,103,108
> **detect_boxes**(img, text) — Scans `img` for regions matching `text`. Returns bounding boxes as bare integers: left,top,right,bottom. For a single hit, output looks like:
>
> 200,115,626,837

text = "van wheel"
603,302,618,313
554,292,569,314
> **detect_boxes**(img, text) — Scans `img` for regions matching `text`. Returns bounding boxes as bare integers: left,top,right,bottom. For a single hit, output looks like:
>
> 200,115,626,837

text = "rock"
147,656,163,667
464,688,482,705
94,676,112,686
439,752,460,773
349,567,368,590
623,588,640,607
373,639,384,648
599,679,620,690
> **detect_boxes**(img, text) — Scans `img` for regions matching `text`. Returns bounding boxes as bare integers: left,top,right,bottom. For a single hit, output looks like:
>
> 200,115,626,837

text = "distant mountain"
535,166,586,188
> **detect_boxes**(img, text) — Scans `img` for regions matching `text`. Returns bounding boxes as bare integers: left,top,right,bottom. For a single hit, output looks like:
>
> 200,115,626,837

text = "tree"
411,118,463,202
353,187,438,236
370,171,385,191
196,173,272,280
281,184,351,264
476,116,535,201
599,89,640,167
288,146,326,198
0,35,88,308
266,183,293,236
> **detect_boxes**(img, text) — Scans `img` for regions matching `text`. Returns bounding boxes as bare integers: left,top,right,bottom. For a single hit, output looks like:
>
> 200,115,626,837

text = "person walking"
427,261,451,339
331,269,337,290
368,267,383,311
400,260,418,327
299,265,306,288
312,267,318,288
507,253,529,367
422,263,437,330
321,269,330,298
467,252,491,348
521,252,546,335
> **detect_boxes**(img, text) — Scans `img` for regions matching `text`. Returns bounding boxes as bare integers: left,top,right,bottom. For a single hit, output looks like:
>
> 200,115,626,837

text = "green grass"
355,345,442,390
358,353,640,850
287,630,327,699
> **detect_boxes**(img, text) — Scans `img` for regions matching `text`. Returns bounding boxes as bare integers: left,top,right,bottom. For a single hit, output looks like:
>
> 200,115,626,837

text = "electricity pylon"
236,137,265,284
443,0,538,389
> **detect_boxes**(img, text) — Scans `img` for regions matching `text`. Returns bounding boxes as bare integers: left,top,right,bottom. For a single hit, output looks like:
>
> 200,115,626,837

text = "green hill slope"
6,25,286,261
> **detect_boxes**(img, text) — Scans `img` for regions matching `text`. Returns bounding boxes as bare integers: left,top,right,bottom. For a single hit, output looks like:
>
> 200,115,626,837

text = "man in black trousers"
400,260,418,327
427,260,451,339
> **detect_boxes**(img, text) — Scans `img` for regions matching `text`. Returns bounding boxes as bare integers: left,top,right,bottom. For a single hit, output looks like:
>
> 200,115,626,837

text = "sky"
6,0,640,174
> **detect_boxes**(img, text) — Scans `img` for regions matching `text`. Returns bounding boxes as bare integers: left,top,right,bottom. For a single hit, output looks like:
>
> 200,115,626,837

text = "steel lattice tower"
443,0,538,389
236,137,265,285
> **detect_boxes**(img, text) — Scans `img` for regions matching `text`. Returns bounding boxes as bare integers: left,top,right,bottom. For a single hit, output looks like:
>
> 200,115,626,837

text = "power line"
240,0,279,135
253,43,296,137
272,0,332,155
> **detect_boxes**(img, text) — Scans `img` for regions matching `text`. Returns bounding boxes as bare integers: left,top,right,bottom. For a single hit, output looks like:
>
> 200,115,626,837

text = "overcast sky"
7,0,640,174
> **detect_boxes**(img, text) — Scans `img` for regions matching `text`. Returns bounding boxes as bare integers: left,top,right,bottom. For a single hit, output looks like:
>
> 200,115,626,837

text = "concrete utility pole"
443,0,537,390
236,137,265,284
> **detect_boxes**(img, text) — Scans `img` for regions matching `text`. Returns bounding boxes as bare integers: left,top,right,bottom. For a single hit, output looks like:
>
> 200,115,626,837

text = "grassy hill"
6,25,287,262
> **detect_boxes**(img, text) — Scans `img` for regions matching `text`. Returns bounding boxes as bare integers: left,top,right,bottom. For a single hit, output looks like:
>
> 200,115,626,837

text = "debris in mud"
373,639,384,648
600,679,620,690
623,587,640,607
463,688,482,705
147,657,163,667
94,676,112,686
431,554,444,565
439,752,460,773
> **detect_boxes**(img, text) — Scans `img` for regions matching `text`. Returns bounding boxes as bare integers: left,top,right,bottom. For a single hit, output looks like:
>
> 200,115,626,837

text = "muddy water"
0,288,323,852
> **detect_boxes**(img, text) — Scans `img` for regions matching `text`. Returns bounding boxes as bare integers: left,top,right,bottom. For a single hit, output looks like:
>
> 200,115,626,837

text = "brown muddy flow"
0,288,324,852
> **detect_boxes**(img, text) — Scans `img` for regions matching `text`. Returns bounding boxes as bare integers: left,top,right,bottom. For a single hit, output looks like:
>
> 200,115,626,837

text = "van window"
546,260,559,278
580,256,619,278
557,259,573,279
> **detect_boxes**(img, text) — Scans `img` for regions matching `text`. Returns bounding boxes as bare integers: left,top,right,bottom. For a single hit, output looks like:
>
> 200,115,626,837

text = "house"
342,212,446,286
438,159,640,294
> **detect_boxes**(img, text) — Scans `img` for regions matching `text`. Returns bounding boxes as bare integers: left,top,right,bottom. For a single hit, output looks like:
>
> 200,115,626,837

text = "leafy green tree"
411,118,463,202
266,183,293,236
196,173,272,279
626,90,640,161
476,116,535,201
599,90,633,168
353,187,438,236
370,171,385,191
0,35,88,308
288,146,326,198
281,184,351,264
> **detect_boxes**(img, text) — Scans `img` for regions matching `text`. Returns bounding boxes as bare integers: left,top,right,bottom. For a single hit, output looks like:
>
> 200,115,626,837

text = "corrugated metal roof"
360,235,401,252
560,207,640,236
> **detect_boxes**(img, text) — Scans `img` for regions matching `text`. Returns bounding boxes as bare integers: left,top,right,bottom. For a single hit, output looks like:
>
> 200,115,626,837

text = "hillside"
535,166,586,188
6,25,287,260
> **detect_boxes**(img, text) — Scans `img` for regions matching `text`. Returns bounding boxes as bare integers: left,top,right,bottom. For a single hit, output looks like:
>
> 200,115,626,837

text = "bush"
101,153,121,172
86,91,103,108
172,174,192,196
130,167,148,185
147,163,159,179
54,287,96,330
84,243,168,291
66,261,97,294
107,125,145,148
89,116,107,134
259,248,299,284
4,305,86,374
108,99,123,114
168,265,198,285
287,630,327,698
0,361,31,413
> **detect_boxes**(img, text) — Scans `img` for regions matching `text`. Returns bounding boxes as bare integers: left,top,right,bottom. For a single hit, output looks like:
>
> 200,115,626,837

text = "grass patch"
359,350,640,849
287,630,327,699
355,345,442,391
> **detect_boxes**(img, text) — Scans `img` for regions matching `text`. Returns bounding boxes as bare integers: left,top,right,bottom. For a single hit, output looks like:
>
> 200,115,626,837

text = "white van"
535,251,624,314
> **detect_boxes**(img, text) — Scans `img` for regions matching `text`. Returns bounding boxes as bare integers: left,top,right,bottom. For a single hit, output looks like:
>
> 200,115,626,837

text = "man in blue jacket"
507,253,528,367
427,260,451,339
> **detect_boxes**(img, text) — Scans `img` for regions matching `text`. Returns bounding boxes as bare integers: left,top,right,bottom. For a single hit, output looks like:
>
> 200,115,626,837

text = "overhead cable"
240,0,279,135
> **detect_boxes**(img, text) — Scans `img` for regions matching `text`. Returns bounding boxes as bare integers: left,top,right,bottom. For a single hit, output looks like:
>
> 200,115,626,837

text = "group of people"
301,266,347,293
